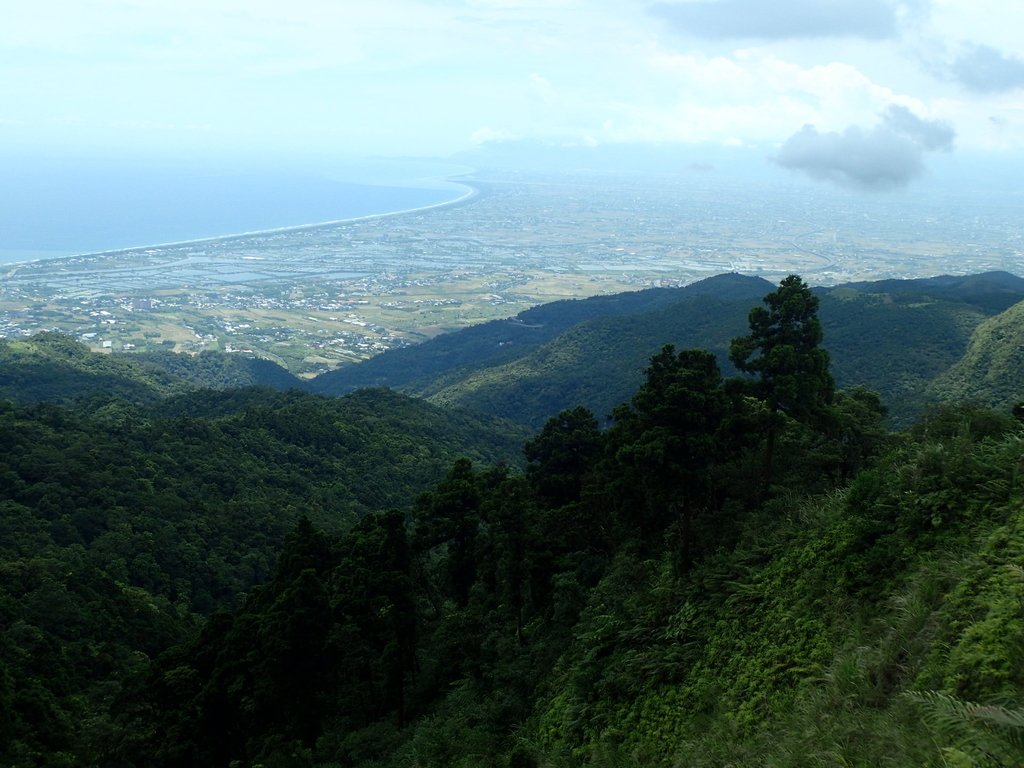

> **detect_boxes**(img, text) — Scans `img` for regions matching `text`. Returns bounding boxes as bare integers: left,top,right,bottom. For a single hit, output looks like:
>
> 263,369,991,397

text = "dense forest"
3,275,1024,766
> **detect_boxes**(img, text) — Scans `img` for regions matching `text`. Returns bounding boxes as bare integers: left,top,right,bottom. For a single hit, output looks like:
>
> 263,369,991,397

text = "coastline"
2,176,480,268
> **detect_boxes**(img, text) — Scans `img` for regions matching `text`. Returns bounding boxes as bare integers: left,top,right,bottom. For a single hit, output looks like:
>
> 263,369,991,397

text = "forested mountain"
0,386,527,765
0,332,194,404
308,273,774,398
819,287,990,423
10,270,1009,426
928,298,1024,409
311,271,1024,427
134,348,303,391
3,274,1024,767
0,332,301,405
836,270,1024,313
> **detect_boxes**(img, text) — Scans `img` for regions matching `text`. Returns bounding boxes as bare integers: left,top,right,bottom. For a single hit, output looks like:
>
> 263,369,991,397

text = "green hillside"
837,270,1024,314
0,331,194,404
0,386,528,766
0,332,302,405
309,273,773,398
134,348,303,391
820,289,989,422
424,293,752,426
3,275,1024,767
413,279,1005,427
927,300,1024,409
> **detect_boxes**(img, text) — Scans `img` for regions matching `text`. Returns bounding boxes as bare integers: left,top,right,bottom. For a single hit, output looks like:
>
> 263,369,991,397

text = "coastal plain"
2,172,1022,376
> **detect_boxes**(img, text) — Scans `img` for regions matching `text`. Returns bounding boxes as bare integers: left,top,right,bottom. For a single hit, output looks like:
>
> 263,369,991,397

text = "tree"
413,458,482,607
730,275,834,490
610,345,729,565
524,407,601,509
337,510,417,726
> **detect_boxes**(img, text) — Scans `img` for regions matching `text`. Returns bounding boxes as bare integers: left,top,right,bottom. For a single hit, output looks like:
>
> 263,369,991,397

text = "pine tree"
730,275,834,490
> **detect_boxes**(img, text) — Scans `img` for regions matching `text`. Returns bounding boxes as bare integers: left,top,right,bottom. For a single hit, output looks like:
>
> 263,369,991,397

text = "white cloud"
528,73,558,102
642,49,902,138
950,43,1024,93
1,0,1023,166
775,105,955,189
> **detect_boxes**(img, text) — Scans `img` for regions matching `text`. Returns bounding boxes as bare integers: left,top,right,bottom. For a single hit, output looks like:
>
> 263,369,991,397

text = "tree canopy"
3,274,1023,768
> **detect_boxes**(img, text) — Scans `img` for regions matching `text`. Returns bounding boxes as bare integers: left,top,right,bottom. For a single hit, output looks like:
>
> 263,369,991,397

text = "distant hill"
0,334,529,516
0,332,301,405
836,271,1024,314
308,273,773,398
134,349,303,391
424,291,758,425
310,271,1024,427
0,332,193,405
8,272,1021,426
818,287,991,421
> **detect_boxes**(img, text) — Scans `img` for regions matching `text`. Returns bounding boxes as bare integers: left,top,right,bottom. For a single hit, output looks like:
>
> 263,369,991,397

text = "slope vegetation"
0,386,527,765
308,272,1023,428
308,273,773,399
928,299,1024,409
0,332,302,405
3,275,1024,767
0,331,193,404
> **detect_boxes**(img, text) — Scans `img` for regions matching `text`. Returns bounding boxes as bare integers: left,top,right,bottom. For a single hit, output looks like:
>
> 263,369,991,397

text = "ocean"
0,157,470,266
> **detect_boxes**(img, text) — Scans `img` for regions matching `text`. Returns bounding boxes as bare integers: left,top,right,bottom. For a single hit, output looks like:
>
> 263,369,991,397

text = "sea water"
0,156,471,266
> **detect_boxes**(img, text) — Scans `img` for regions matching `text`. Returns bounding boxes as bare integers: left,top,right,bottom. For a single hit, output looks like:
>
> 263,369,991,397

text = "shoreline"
4,176,480,268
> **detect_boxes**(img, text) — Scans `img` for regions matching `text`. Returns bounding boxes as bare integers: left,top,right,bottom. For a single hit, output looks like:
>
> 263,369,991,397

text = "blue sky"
3,0,1024,190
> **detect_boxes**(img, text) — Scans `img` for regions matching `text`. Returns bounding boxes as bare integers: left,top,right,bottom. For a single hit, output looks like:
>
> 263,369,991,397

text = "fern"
906,690,1024,767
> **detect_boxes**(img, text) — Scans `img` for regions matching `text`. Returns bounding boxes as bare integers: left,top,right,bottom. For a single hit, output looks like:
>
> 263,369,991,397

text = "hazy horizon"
3,144,1022,267
0,156,473,262
4,1,1024,261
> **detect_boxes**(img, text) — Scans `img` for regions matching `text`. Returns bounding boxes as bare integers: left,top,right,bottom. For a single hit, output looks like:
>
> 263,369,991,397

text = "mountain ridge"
313,270,1024,426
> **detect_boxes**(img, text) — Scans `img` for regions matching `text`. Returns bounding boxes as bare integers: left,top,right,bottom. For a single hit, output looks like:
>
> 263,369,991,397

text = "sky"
3,0,1024,191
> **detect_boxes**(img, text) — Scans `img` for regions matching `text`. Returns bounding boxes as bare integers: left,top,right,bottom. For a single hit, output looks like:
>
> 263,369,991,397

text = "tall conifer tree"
730,275,834,489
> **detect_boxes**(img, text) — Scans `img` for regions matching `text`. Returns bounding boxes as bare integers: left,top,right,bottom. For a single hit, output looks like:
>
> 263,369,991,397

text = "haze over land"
3,171,1022,377
3,0,1023,249
3,1,1024,372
